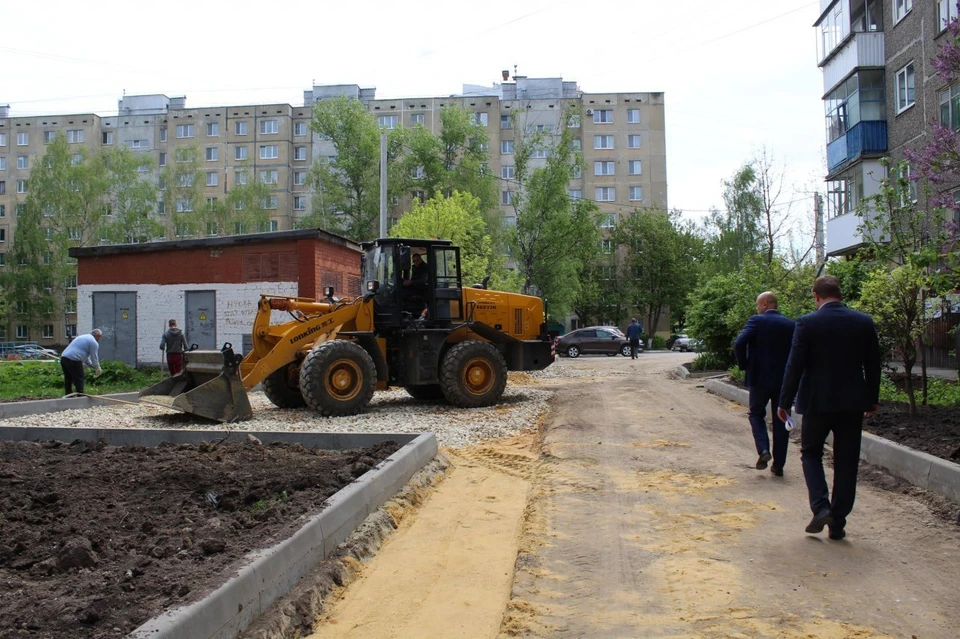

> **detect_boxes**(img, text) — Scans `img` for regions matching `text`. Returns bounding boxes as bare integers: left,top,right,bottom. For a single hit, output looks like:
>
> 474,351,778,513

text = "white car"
671,336,702,353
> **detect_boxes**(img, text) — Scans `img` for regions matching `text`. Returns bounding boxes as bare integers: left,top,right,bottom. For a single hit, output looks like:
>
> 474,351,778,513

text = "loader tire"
263,362,306,409
300,340,377,417
404,384,445,401
439,340,507,408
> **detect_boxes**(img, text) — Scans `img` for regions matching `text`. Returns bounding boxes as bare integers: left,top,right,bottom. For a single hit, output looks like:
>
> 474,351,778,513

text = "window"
16,203,25,216
0,181,4,195
67,129,83,143
501,140,515,154
629,186,643,201
894,0,913,23
158,176,166,190
205,146,219,161
128,139,148,149
600,213,617,229
17,156,27,170
235,171,247,185
262,195,278,209
206,222,220,236
259,119,279,134
294,146,307,161
205,197,217,208
234,222,246,233
159,127,167,142
16,179,27,194
599,239,612,254
206,122,219,137
16,326,28,339
0,133,6,146
0,228,4,242
628,160,642,175
474,112,488,126
941,83,960,130
260,145,278,159
235,145,248,161
531,148,549,159
594,135,614,149
101,131,113,145
176,199,193,213
64,298,76,313
0,252,4,267
175,148,195,162
157,200,165,215
627,108,641,124
65,324,77,339
0,157,4,170
411,113,425,126
896,63,915,112
176,172,194,187
572,164,582,178
294,122,307,136
501,165,515,179
158,152,166,166
71,154,82,165
593,109,613,124
66,274,77,289
627,134,642,148
899,164,918,205
235,121,248,135
377,115,398,129
568,114,581,128
411,166,424,180
17,132,28,146
502,190,514,205
42,325,54,339
939,0,959,30
294,196,306,210
595,187,615,201
571,138,581,151
500,115,513,129
43,131,56,144
569,189,582,200
270,220,278,232
176,124,195,138
206,171,218,187
595,161,615,176
68,227,82,240
259,169,278,184
0,204,4,216
294,171,307,186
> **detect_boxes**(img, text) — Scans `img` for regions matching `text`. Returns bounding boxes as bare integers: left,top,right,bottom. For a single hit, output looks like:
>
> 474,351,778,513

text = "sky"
1,0,826,224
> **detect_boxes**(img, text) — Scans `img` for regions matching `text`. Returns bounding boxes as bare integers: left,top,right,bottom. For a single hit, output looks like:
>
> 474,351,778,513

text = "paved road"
503,352,960,638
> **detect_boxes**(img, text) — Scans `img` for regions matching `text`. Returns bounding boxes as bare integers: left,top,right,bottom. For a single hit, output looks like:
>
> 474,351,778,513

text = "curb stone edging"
704,379,960,504
0,392,141,419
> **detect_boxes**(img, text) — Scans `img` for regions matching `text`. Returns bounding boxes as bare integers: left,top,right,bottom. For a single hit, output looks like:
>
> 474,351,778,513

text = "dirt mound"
0,437,400,638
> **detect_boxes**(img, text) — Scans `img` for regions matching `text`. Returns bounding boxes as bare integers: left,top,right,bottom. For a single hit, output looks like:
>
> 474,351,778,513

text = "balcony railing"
827,120,886,172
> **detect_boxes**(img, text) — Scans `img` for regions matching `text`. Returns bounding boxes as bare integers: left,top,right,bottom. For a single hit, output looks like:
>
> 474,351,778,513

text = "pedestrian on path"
734,291,795,475
159,319,188,376
626,318,642,359
60,329,102,396
778,275,881,540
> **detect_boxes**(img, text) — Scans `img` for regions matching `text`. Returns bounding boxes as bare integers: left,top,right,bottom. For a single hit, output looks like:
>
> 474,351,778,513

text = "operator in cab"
403,252,428,294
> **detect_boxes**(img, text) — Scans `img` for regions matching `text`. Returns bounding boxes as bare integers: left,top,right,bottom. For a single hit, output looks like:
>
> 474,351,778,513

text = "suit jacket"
778,301,881,415
733,310,795,389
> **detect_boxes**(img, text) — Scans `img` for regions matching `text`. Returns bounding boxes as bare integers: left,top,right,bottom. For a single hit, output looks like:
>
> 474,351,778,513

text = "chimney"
502,70,510,81
0,104,9,118
170,96,187,110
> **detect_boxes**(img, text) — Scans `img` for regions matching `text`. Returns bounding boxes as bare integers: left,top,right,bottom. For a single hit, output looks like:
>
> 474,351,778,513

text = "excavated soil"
0,437,401,638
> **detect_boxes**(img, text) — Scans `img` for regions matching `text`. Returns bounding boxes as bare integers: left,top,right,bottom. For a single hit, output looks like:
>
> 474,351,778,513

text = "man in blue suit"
734,291,796,475
778,275,880,540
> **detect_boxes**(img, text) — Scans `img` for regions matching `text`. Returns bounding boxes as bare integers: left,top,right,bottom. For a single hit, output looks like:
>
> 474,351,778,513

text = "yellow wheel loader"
139,238,555,422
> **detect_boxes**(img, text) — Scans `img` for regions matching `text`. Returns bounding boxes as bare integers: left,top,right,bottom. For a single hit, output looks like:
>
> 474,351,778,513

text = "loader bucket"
139,344,253,423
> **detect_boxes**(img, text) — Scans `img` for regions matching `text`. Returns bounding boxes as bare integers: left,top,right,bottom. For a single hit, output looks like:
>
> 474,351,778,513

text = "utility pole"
379,132,388,238
813,192,825,265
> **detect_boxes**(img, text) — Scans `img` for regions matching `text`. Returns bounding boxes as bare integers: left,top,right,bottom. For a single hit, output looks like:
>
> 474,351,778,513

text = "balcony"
821,32,884,90
826,120,886,173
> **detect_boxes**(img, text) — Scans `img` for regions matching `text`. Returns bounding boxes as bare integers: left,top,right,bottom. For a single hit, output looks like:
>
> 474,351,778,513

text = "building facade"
817,0,960,256
0,76,667,346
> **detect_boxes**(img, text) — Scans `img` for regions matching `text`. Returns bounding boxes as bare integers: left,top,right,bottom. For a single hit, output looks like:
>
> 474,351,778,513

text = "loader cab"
360,238,464,328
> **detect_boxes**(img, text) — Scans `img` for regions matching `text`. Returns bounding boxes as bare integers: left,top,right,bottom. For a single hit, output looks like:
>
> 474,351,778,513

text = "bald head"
756,292,778,313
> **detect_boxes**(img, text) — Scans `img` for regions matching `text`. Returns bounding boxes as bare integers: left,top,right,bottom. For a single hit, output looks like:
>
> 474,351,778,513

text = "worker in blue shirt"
626,318,642,360
60,329,103,396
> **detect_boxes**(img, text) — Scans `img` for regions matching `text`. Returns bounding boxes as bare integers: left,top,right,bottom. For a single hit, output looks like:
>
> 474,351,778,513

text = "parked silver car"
671,335,702,353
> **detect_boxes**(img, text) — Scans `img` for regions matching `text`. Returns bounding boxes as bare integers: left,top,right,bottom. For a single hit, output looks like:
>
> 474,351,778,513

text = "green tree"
508,109,601,317
306,96,383,241
98,147,165,244
572,250,632,328
700,165,764,275
388,190,507,288
615,209,702,338
162,145,204,238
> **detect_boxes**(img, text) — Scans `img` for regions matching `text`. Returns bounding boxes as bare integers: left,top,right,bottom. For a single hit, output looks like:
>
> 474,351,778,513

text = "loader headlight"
324,286,335,299
366,280,380,293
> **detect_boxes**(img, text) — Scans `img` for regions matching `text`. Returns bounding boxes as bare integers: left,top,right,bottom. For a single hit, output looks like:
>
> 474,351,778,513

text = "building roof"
69,228,361,258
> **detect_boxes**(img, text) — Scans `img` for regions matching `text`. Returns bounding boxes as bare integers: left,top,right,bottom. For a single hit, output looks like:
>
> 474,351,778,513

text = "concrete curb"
677,365,728,380
0,425,437,639
0,392,140,419
704,379,960,503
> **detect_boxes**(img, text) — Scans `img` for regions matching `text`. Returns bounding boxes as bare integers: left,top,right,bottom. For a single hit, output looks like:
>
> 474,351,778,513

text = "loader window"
432,247,462,321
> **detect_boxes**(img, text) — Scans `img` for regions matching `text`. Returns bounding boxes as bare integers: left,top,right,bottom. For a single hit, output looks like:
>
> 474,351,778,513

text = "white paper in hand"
784,414,796,431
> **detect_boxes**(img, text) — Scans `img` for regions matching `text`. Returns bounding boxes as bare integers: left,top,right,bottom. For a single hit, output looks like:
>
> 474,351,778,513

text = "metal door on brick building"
92,292,138,366
185,291,217,350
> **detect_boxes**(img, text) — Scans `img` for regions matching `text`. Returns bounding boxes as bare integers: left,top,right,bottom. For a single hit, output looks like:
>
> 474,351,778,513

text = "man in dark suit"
734,291,796,475
778,275,880,540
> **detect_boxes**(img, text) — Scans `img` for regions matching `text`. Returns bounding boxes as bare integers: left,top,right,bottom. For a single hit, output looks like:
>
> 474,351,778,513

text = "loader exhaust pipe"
139,343,253,423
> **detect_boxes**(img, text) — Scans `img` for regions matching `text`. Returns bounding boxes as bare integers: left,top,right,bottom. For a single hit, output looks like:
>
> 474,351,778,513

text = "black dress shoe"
770,466,783,477
828,527,846,540
805,510,834,534
756,451,772,470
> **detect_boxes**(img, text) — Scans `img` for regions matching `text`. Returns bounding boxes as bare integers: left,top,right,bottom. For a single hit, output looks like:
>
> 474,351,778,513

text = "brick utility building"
69,229,360,366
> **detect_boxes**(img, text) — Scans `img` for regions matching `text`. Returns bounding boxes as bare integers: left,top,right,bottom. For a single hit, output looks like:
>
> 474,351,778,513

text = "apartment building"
817,0,960,256
0,76,667,346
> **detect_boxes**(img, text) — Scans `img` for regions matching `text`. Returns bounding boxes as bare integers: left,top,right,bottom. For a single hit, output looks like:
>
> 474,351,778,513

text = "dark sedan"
556,327,635,358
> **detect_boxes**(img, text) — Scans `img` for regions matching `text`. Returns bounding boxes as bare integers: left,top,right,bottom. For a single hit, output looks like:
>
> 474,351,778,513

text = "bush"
879,373,960,407
728,365,745,383
650,335,666,349
0,360,161,400
689,352,729,371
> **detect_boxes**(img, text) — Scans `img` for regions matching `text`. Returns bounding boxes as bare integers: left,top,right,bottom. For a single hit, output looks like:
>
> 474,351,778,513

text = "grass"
879,374,960,407
0,360,162,401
